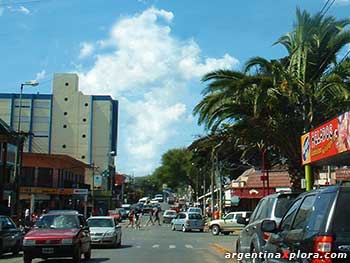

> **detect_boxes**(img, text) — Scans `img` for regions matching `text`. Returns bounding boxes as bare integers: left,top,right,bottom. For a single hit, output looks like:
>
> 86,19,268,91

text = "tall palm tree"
194,9,350,188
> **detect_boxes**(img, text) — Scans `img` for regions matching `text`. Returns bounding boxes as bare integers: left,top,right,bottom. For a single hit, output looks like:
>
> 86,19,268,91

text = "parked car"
208,211,252,235
138,197,149,203
23,212,91,263
0,215,24,255
87,216,121,247
154,194,164,202
163,210,177,224
171,212,204,232
261,183,350,263
236,192,299,257
187,207,202,215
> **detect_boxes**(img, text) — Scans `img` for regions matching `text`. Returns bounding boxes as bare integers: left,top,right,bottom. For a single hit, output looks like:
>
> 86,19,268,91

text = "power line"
321,0,336,17
320,0,332,15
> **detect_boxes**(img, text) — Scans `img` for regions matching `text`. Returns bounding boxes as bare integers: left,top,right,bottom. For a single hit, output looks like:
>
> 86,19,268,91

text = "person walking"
126,209,135,228
144,208,154,226
154,207,161,226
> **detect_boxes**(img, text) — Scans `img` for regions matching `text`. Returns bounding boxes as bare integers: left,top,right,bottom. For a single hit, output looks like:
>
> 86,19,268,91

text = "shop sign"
20,187,74,195
301,112,350,165
94,175,103,187
73,189,88,195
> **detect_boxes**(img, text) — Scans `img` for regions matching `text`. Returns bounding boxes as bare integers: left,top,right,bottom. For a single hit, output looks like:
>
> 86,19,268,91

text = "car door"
232,212,245,230
241,198,269,252
266,198,303,263
0,216,18,251
222,213,234,231
173,214,181,230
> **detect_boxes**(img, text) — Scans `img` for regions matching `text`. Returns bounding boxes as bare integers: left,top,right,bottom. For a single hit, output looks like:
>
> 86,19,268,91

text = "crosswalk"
133,244,205,250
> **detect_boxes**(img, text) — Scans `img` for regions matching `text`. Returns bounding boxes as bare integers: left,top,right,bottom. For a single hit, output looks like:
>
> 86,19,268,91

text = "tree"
194,9,350,188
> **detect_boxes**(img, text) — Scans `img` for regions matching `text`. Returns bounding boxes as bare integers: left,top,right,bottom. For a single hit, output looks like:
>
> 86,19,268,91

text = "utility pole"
211,141,223,219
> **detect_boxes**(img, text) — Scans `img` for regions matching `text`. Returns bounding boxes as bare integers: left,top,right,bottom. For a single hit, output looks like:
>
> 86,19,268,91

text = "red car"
22,212,91,263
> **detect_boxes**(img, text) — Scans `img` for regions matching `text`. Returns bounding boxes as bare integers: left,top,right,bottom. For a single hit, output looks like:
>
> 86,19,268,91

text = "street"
0,221,237,263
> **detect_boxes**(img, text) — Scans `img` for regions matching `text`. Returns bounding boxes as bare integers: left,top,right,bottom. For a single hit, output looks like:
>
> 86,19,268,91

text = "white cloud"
78,7,238,175
79,42,95,59
335,0,350,4
7,5,30,15
18,6,30,15
35,70,46,81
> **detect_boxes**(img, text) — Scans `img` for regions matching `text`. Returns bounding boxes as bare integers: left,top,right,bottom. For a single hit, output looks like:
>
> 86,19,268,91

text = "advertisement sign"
301,112,350,165
94,175,102,188
73,189,88,195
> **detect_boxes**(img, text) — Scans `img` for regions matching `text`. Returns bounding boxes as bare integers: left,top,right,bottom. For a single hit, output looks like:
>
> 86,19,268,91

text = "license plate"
42,248,54,254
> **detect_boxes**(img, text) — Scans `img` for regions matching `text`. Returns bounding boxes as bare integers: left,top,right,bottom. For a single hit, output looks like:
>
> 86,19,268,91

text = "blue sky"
1,0,350,176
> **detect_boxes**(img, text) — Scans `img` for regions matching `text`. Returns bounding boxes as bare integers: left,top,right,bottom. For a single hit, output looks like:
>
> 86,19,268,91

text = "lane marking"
169,245,176,249
136,245,141,248
152,244,160,248
185,244,193,249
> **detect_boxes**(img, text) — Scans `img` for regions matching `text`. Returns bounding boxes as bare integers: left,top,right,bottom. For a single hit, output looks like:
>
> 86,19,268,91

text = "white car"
150,199,159,204
87,216,122,247
208,211,252,235
138,197,150,203
154,194,164,202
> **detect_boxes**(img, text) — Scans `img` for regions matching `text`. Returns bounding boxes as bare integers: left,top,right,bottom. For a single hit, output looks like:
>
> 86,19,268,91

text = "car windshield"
188,214,202,220
275,195,298,218
35,215,79,229
88,219,114,228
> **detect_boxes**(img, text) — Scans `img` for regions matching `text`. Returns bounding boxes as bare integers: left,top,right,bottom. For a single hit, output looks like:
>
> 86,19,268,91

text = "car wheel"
171,224,176,231
73,247,81,263
250,247,261,263
84,247,91,260
23,254,32,263
211,225,220,235
182,225,187,232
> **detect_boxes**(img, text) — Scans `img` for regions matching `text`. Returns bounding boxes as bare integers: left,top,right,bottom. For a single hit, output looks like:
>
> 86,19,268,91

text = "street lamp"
13,80,39,217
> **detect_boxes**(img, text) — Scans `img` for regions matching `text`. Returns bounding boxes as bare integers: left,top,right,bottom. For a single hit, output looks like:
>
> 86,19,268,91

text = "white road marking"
136,245,141,248
152,244,160,248
169,245,176,249
185,244,193,249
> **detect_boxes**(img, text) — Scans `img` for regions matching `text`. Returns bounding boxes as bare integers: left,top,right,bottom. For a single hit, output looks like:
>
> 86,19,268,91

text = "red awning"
231,188,276,199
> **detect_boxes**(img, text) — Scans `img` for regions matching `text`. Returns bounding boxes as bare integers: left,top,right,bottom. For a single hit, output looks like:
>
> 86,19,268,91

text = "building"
0,73,119,210
0,119,24,215
20,153,90,216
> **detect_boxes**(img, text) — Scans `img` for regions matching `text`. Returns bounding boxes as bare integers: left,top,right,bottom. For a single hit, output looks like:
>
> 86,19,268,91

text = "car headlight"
105,231,116,237
61,238,73,245
23,239,36,246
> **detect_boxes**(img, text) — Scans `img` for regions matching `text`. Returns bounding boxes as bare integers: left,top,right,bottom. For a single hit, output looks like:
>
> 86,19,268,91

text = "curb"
211,243,232,254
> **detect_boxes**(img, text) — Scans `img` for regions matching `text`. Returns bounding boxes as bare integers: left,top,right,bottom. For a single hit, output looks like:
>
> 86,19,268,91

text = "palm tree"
194,9,350,188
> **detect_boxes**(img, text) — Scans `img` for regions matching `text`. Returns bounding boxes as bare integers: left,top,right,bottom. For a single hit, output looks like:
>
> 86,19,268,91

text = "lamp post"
13,80,39,217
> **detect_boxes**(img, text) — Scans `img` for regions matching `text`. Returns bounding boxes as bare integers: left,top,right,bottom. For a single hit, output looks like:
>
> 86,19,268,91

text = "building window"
82,118,87,122
82,134,86,138
63,124,67,128
62,144,66,149
64,112,68,116
81,155,85,159
65,82,69,86
84,103,88,107
64,97,68,101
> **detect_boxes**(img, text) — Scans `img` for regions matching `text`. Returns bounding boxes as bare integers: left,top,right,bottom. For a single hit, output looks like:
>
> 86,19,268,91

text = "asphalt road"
0,220,237,263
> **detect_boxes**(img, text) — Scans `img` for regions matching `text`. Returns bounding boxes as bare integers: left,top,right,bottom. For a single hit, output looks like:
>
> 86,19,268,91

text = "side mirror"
261,220,277,233
237,216,249,225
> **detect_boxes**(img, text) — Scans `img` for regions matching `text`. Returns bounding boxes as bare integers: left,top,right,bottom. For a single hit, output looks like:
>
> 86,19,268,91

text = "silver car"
87,216,122,247
171,212,204,232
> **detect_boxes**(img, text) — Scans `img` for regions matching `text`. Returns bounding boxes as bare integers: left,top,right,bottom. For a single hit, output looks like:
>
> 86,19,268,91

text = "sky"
1,0,350,176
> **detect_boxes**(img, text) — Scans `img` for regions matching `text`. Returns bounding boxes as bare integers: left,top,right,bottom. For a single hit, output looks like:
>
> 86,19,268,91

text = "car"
150,199,159,204
170,206,180,213
236,192,300,257
187,207,202,215
0,215,24,255
138,197,150,203
87,216,122,247
162,210,177,224
171,212,204,232
154,194,164,202
47,210,79,215
260,182,350,263
208,211,252,235
23,212,91,263
122,204,131,215
117,208,128,220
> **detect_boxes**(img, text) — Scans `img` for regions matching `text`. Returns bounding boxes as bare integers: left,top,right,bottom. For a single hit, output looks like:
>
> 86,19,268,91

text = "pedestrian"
154,207,161,226
135,209,142,229
144,208,154,226
126,209,135,228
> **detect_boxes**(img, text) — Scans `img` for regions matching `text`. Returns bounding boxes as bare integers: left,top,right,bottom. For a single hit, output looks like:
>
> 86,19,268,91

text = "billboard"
301,112,350,165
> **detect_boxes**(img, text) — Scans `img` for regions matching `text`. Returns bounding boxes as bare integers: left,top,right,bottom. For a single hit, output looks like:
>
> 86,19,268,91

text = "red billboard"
301,112,350,165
